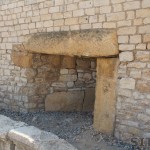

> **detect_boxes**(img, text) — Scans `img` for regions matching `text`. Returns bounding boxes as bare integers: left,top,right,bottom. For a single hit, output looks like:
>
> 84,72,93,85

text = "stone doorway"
12,29,119,135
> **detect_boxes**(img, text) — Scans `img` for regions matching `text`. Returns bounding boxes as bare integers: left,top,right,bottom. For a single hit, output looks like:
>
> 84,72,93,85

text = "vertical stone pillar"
94,57,119,135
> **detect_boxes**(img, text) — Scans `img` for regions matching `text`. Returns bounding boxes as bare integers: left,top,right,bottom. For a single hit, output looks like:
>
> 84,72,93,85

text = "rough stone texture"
119,78,135,90
45,91,84,112
25,54,96,112
94,58,118,134
12,52,33,68
0,115,77,150
0,115,26,140
9,126,77,150
61,56,76,69
15,29,119,57
136,81,150,93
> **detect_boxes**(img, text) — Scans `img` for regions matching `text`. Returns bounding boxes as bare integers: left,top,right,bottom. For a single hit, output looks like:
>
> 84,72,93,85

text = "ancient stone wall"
0,0,150,141
26,53,96,112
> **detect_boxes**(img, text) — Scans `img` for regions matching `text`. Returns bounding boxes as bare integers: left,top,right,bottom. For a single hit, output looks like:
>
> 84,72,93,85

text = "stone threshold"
0,115,77,150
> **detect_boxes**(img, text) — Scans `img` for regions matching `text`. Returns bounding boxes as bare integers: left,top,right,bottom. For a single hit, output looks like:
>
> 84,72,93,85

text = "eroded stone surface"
0,114,77,150
12,52,33,68
0,115,26,140
14,29,119,57
94,58,119,134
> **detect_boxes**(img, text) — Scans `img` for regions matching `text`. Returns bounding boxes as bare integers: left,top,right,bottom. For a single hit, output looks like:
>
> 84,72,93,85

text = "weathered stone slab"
94,58,119,134
12,52,32,68
0,115,26,140
15,29,119,57
8,124,77,150
45,91,84,111
8,126,59,149
83,88,95,112
0,114,77,150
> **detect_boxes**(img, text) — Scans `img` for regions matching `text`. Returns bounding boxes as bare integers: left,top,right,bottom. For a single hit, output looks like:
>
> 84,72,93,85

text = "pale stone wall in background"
0,0,150,141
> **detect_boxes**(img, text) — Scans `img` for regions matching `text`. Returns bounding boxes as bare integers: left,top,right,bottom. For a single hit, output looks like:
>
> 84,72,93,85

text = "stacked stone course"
0,0,150,141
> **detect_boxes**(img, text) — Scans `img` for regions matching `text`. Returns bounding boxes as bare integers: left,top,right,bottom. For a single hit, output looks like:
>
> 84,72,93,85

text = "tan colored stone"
142,69,150,80
94,58,119,134
143,34,150,42
119,78,135,89
12,51,32,68
119,52,134,62
107,12,125,21
48,55,61,68
142,0,150,8
20,29,119,57
45,91,84,111
136,9,150,18
127,62,146,68
139,25,150,34
130,35,141,44
117,27,136,35
136,51,150,62
61,56,76,69
59,75,77,82
83,88,95,112
124,1,140,10
137,81,150,93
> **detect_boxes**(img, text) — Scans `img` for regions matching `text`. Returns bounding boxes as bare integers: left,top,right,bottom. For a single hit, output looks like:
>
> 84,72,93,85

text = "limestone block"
130,70,141,79
124,1,140,10
135,51,150,62
130,35,141,44
60,69,69,75
142,69,150,80
59,75,77,82
119,78,135,89
83,88,95,112
119,52,134,62
137,114,150,122
45,91,84,111
94,58,119,134
136,9,150,18
118,89,132,97
137,81,150,93
142,0,150,8
12,52,32,68
61,56,76,69
20,29,119,57
143,34,150,42
127,62,146,68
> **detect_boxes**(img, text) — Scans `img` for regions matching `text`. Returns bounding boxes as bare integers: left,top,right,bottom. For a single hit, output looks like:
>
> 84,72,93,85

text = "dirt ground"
0,110,135,150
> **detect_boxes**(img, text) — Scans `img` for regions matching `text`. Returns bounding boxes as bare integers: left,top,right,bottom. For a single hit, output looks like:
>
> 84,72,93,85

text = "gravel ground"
0,109,138,150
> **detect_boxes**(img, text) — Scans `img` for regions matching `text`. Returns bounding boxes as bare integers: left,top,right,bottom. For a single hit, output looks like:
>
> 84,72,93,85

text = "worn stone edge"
0,115,77,150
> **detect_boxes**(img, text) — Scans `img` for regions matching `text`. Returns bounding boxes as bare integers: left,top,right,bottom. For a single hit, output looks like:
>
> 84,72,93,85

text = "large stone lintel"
13,29,119,57
94,58,119,135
